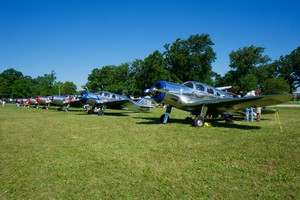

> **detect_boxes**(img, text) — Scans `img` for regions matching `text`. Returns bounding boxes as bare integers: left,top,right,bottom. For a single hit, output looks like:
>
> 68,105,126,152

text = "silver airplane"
28,97,39,108
81,91,153,116
36,96,52,109
51,95,82,112
145,80,293,127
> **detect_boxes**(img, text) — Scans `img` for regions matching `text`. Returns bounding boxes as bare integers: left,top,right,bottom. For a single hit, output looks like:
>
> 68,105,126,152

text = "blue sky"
1,0,299,90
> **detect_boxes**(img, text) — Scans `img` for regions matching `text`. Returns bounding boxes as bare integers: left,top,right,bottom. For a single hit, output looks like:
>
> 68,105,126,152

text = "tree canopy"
164,34,216,84
274,47,300,93
224,45,271,93
0,69,77,98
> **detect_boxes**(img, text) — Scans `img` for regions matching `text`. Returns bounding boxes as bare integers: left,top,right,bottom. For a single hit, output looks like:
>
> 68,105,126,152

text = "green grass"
287,100,300,104
1,104,299,199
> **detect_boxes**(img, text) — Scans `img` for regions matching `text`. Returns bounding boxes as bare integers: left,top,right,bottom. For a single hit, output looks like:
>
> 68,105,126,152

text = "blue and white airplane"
145,80,293,127
81,91,153,116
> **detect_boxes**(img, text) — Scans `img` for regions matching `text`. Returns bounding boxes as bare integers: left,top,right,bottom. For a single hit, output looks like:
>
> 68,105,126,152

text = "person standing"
245,107,254,122
244,90,257,123
245,107,250,122
254,90,261,122
256,107,262,122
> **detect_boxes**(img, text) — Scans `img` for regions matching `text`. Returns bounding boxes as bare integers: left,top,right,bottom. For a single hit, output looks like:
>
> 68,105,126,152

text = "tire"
194,116,204,127
98,110,104,116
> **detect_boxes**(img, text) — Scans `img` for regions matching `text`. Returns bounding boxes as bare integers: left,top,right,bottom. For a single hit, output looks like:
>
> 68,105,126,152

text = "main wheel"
194,116,204,127
160,114,170,123
98,110,104,116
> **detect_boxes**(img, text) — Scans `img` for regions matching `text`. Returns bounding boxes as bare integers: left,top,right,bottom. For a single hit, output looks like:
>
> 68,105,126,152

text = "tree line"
1,34,299,99
0,69,77,98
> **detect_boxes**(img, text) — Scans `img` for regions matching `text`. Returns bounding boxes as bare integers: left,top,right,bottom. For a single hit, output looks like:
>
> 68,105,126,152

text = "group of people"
245,107,261,122
15,99,30,108
245,90,262,122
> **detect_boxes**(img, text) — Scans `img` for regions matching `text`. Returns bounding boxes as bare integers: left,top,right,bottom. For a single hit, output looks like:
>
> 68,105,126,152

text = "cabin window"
207,88,214,94
196,84,205,91
112,95,116,99
184,82,194,89
104,93,110,97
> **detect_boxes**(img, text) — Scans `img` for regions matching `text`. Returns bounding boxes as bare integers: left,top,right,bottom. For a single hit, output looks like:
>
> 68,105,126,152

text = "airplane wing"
95,98,153,111
69,100,82,108
97,99,134,110
180,94,293,114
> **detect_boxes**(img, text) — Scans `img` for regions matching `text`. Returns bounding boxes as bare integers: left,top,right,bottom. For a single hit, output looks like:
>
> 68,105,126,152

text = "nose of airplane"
150,80,167,103
81,91,90,102
154,80,166,90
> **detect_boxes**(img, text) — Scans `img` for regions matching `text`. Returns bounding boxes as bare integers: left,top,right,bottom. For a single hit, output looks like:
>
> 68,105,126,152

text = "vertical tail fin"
136,96,153,109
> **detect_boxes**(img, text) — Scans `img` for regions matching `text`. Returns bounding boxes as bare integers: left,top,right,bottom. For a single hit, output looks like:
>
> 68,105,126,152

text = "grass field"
1,104,299,199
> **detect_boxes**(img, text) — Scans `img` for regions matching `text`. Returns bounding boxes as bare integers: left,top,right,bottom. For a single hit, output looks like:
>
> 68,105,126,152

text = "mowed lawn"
0,104,299,199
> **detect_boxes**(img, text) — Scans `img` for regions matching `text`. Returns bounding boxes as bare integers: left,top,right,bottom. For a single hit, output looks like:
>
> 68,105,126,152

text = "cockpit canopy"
98,92,122,100
183,81,232,98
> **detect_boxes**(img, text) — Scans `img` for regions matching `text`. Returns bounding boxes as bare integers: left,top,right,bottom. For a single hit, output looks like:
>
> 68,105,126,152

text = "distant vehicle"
294,92,300,101
5,98,13,103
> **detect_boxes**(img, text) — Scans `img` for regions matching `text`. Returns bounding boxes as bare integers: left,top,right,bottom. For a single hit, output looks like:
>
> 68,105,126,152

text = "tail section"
136,96,154,110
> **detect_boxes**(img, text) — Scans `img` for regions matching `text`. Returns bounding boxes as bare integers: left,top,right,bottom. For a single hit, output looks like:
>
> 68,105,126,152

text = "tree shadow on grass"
209,120,261,130
136,116,261,130
135,117,192,126
75,111,129,117
43,106,84,112
205,117,262,130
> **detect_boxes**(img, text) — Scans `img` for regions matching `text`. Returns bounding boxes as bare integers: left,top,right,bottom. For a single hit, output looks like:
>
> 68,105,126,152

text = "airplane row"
16,91,153,114
13,80,294,128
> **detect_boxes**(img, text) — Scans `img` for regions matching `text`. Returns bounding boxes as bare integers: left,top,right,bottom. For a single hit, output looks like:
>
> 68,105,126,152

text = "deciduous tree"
11,78,33,98
262,77,290,94
32,71,56,96
1,68,24,98
274,47,300,93
227,45,271,92
164,34,216,84
135,50,172,95
61,81,77,95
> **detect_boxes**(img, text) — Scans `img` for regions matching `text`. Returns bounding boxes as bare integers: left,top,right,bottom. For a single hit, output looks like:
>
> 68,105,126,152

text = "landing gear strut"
160,105,172,124
160,114,170,123
97,105,105,116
